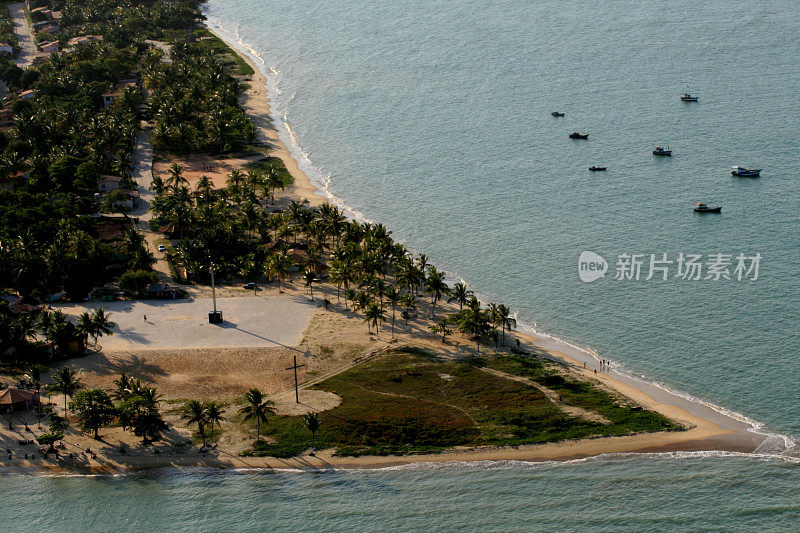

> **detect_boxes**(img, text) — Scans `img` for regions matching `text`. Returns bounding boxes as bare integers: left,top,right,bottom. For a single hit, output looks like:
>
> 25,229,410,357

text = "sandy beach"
0,27,771,478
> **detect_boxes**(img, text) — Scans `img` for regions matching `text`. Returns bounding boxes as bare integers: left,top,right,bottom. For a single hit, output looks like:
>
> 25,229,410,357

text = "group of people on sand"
584,359,612,374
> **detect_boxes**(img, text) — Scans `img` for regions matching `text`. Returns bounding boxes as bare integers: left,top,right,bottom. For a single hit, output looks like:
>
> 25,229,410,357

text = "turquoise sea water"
4,1,799,529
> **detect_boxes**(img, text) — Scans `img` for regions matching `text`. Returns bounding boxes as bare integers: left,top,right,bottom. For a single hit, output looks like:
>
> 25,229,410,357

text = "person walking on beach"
143,314,147,322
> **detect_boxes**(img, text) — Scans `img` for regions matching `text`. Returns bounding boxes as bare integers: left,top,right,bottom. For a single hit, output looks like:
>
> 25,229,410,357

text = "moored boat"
551,111,565,117
653,144,672,156
569,132,589,139
731,166,761,177
694,203,721,213
589,166,606,171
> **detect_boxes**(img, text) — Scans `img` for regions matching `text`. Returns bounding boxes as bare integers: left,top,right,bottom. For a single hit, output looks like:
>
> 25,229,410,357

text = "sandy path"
8,3,35,68
128,125,173,280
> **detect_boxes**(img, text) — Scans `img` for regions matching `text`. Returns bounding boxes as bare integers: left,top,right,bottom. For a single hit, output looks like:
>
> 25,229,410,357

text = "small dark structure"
147,283,181,299
0,388,40,411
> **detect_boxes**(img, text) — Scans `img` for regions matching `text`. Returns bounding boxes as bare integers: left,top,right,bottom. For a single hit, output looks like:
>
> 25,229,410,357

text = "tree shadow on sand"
70,352,168,381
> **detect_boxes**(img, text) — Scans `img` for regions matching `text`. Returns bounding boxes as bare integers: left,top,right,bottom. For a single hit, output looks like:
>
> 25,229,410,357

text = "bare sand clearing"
152,155,265,190
55,296,318,351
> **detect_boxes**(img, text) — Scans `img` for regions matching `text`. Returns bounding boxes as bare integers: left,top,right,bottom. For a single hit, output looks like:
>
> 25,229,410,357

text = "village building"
0,388,40,411
37,40,59,54
18,89,36,100
102,78,139,106
0,171,27,190
66,34,103,47
147,283,182,300
97,175,122,192
0,43,12,56
0,104,14,126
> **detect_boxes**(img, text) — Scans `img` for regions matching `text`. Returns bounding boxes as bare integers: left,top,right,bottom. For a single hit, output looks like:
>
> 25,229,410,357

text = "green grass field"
244,349,682,458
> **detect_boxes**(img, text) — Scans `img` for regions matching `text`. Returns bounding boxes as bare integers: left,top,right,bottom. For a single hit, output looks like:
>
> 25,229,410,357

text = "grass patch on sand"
246,350,681,458
246,157,294,188
193,28,255,76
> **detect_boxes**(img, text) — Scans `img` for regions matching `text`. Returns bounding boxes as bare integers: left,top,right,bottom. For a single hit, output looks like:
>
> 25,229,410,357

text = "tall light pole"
208,262,222,323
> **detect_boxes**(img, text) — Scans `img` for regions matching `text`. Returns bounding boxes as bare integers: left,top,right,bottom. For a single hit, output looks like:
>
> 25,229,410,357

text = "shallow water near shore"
2,456,800,531
7,0,800,528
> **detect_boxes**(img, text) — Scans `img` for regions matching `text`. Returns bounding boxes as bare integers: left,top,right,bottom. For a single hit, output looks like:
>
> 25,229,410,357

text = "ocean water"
1,456,799,532
5,0,799,529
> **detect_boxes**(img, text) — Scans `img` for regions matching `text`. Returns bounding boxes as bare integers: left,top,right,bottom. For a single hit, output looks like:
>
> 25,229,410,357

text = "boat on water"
551,111,565,117
653,144,672,156
569,132,589,139
589,166,606,171
681,93,699,102
694,203,721,213
731,166,761,177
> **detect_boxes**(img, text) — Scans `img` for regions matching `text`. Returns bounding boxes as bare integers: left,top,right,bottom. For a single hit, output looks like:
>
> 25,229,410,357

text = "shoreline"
199,21,773,460
203,21,326,209
0,18,777,478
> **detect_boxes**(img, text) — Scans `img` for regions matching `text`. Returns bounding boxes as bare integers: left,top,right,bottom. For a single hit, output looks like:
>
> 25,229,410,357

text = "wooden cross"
286,354,306,403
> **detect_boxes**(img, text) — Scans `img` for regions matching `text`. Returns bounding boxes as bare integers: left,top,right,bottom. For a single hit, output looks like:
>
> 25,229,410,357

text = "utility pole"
285,354,306,403
208,262,222,323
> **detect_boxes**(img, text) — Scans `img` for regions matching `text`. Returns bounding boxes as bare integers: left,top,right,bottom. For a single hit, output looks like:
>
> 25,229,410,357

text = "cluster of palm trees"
150,163,292,282
150,160,521,351
38,307,115,358
182,388,277,445
0,306,115,364
146,44,256,156
42,369,168,444
180,399,227,447
183,387,322,449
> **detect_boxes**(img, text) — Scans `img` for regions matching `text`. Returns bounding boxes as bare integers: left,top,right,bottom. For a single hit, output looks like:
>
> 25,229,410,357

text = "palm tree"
87,308,115,346
204,402,227,443
425,267,450,318
45,367,84,419
181,400,208,445
384,285,401,338
364,301,385,339
457,301,490,356
496,304,516,346
303,270,317,301
401,293,417,331
432,317,452,343
266,253,293,293
165,163,188,189
239,388,275,442
448,282,473,311
304,412,320,449
345,288,357,314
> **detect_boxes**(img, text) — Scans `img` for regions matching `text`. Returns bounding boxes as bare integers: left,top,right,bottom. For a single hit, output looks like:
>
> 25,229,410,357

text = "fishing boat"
653,144,672,156
681,93,699,102
551,111,565,117
731,166,761,177
569,132,589,139
589,166,606,171
694,203,721,213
